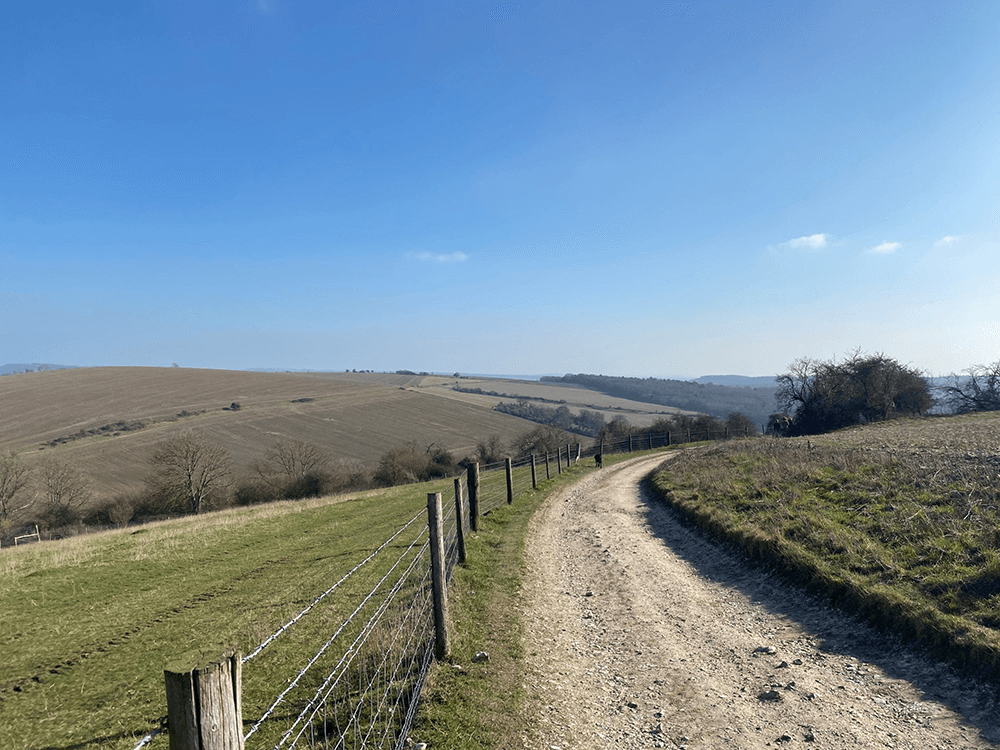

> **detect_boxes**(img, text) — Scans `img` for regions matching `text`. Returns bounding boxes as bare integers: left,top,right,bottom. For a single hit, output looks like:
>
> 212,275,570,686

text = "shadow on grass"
636,469,1000,744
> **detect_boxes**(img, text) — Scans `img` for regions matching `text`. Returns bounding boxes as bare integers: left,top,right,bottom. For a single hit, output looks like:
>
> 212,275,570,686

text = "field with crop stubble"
0,368,570,500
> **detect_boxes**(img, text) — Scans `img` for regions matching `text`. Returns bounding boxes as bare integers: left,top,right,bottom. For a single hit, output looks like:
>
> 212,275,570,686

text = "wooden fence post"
629,435,633,452
556,448,562,474
427,492,450,660
505,457,513,504
530,454,537,489
467,463,480,533
575,443,581,463
454,478,467,565
648,433,653,450
164,653,243,750
545,452,550,480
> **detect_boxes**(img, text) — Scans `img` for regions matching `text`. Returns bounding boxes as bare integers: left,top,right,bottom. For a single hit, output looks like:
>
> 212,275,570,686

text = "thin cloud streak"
868,241,902,254
785,234,828,250
412,251,469,263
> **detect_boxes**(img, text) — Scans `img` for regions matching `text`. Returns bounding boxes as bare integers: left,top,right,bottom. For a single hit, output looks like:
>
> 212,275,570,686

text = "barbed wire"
244,522,429,743
278,544,431,749
243,506,427,665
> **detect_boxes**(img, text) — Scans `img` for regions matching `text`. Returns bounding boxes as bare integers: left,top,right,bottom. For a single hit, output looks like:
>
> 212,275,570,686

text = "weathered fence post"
467,463,480,532
629,435,633,452
666,431,670,447
530,454,537,489
505,457,513,504
427,492,450,660
454,478,467,565
565,443,571,467
164,652,243,750
575,443,581,463
648,433,653,450
556,447,562,474
545,451,550,480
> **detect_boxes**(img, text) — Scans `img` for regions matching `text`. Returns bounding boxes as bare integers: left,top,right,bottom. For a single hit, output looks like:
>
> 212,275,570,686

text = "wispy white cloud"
413,251,468,263
785,233,828,250
935,235,961,247
868,241,901,254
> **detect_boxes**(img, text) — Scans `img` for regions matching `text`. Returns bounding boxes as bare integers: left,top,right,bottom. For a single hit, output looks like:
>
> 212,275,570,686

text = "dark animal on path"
595,453,603,468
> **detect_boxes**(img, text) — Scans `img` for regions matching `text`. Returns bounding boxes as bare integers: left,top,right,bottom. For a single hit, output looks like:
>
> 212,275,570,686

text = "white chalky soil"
521,454,1000,749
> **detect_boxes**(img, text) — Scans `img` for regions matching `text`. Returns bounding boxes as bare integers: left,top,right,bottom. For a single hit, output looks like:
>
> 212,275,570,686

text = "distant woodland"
541,373,777,428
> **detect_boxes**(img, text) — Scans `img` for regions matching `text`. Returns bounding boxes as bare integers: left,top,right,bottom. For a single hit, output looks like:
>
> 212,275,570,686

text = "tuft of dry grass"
649,413,1000,678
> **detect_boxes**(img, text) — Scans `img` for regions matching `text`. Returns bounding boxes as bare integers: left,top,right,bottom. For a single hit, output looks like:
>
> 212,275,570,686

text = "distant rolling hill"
0,367,690,500
542,373,778,428
692,374,779,389
0,362,77,375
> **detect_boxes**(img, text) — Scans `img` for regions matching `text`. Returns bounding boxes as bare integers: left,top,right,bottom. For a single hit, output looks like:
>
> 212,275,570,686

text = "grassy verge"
647,415,1000,679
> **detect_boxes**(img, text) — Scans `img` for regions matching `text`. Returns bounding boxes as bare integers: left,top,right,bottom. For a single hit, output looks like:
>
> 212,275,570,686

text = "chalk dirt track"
520,454,1000,749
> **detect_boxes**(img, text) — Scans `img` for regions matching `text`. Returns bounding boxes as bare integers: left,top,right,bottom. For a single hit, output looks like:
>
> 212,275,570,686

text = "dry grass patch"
649,414,1000,678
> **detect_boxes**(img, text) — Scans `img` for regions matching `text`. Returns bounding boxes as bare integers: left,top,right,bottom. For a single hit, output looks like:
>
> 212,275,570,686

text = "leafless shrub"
37,459,92,529
148,432,233,514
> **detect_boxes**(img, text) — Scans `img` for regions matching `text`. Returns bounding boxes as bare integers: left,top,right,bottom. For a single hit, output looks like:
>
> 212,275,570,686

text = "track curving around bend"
522,453,1000,749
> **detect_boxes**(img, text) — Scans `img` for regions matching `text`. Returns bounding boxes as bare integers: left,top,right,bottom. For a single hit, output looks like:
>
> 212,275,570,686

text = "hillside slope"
0,368,688,499
0,368,539,496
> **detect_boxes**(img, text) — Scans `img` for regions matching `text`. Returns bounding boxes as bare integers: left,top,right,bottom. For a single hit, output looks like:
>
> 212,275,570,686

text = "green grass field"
0,478,460,749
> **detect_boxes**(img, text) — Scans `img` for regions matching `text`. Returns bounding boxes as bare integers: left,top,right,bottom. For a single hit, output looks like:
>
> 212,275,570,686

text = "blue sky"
2,1,998,378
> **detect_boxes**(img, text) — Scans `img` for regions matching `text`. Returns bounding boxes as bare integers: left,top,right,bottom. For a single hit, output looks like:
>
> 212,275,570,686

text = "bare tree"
0,452,33,531
509,425,572,457
254,438,331,499
150,432,233,514
475,435,507,465
942,362,1000,413
725,412,758,436
258,439,330,484
38,459,92,528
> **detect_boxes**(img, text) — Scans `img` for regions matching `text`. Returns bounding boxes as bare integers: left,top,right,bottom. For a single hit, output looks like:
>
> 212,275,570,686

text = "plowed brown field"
0,368,671,499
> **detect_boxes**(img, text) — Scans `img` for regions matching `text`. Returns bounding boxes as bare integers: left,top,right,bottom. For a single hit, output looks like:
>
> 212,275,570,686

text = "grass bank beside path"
412,449,667,750
648,414,1000,681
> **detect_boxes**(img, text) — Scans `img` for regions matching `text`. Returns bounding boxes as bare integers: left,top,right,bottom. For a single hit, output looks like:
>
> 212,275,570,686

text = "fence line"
146,427,747,749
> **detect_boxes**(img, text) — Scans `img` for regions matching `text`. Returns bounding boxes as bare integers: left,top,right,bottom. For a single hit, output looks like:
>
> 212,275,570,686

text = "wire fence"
137,426,747,750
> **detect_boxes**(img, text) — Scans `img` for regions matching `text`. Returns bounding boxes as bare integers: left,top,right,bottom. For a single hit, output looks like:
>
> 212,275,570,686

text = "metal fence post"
467,463,480,532
454,478,467,565
427,492,449,660
505,457,513,504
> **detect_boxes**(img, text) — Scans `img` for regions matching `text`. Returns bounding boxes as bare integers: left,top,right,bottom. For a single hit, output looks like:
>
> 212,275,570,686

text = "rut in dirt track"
521,453,1000,750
